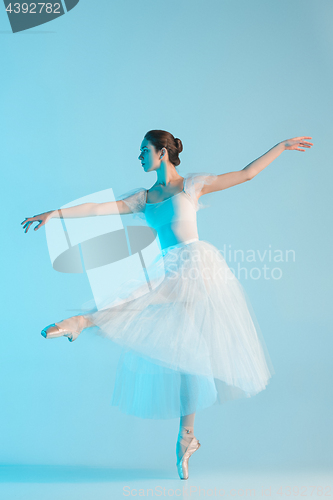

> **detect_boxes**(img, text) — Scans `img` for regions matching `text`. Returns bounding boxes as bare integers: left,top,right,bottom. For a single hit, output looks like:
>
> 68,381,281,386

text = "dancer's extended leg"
41,314,95,341
81,315,95,329
57,314,94,333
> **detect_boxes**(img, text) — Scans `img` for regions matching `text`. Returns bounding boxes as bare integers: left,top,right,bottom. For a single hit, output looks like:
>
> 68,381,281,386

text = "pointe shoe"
176,428,201,480
41,318,83,342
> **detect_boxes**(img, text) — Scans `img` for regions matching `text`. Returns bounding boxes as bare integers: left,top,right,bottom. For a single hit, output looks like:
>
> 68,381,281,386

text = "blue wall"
1,0,331,470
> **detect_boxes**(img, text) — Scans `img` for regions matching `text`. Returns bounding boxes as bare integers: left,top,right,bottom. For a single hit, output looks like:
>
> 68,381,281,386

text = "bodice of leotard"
144,186,199,249
118,172,219,250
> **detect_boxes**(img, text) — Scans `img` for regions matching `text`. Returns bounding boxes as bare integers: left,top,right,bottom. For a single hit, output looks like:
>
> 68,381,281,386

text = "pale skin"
20,134,313,329
21,134,313,465
20,133,314,333
21,135,313,233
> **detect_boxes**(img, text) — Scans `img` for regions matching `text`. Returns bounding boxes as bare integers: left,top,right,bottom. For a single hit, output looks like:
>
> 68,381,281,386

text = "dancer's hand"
21,210,54,233
281,136,313,152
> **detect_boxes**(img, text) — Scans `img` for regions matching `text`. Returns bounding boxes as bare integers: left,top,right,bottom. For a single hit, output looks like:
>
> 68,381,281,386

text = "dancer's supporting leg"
176,412,196,462
176,372,199,461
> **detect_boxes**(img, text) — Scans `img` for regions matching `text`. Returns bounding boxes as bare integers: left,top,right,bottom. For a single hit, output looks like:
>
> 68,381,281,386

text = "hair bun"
174,137,183,153
144,130,182,168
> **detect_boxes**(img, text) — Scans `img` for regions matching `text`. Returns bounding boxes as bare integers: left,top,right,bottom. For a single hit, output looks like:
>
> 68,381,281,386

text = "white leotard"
118,172,218,250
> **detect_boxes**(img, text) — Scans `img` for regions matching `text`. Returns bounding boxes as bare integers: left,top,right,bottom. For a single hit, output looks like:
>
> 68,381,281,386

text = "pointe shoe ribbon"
176,432,201,480
41,320,81,342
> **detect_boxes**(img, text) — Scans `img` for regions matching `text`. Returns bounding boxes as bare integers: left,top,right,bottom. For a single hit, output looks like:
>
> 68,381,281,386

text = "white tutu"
80,237,275,419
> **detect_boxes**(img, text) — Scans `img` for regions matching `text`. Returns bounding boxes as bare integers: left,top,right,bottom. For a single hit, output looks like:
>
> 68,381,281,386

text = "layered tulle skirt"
81,238,275,419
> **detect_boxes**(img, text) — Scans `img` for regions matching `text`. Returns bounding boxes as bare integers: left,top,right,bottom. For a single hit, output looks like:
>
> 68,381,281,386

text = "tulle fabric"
81,238,275,419
110,348,219,419
116,187,147,220
116,172,219,220
183,172,219,210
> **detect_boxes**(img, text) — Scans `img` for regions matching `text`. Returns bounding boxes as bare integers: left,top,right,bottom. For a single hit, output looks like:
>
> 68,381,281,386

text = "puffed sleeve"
184,172,219,211
117,187,147,220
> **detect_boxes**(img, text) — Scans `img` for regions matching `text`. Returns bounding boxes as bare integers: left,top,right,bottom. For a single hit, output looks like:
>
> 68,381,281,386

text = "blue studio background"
1,0,332,487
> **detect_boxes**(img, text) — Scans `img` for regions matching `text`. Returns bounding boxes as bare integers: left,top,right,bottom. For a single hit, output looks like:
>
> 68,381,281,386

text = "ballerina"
21,130,313,479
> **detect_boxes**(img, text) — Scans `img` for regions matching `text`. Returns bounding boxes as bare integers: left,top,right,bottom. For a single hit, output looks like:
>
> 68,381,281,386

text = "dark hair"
144,130,183,168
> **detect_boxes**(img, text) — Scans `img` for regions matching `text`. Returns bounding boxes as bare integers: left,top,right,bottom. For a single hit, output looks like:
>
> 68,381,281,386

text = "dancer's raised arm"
200,137,313,196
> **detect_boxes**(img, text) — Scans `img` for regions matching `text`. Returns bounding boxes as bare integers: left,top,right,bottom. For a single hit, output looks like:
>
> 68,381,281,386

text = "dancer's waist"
161,238,199,254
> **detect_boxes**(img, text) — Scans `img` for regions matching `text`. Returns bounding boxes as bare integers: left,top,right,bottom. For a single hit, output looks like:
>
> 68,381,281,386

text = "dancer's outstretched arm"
21,199,133,233
200,136,313,195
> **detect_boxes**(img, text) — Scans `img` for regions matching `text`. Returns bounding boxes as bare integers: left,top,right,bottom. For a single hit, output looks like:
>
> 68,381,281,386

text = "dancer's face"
138,139,166,173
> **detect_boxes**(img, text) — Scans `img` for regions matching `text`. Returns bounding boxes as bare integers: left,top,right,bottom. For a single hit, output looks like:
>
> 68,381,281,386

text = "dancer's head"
139,130,183,173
